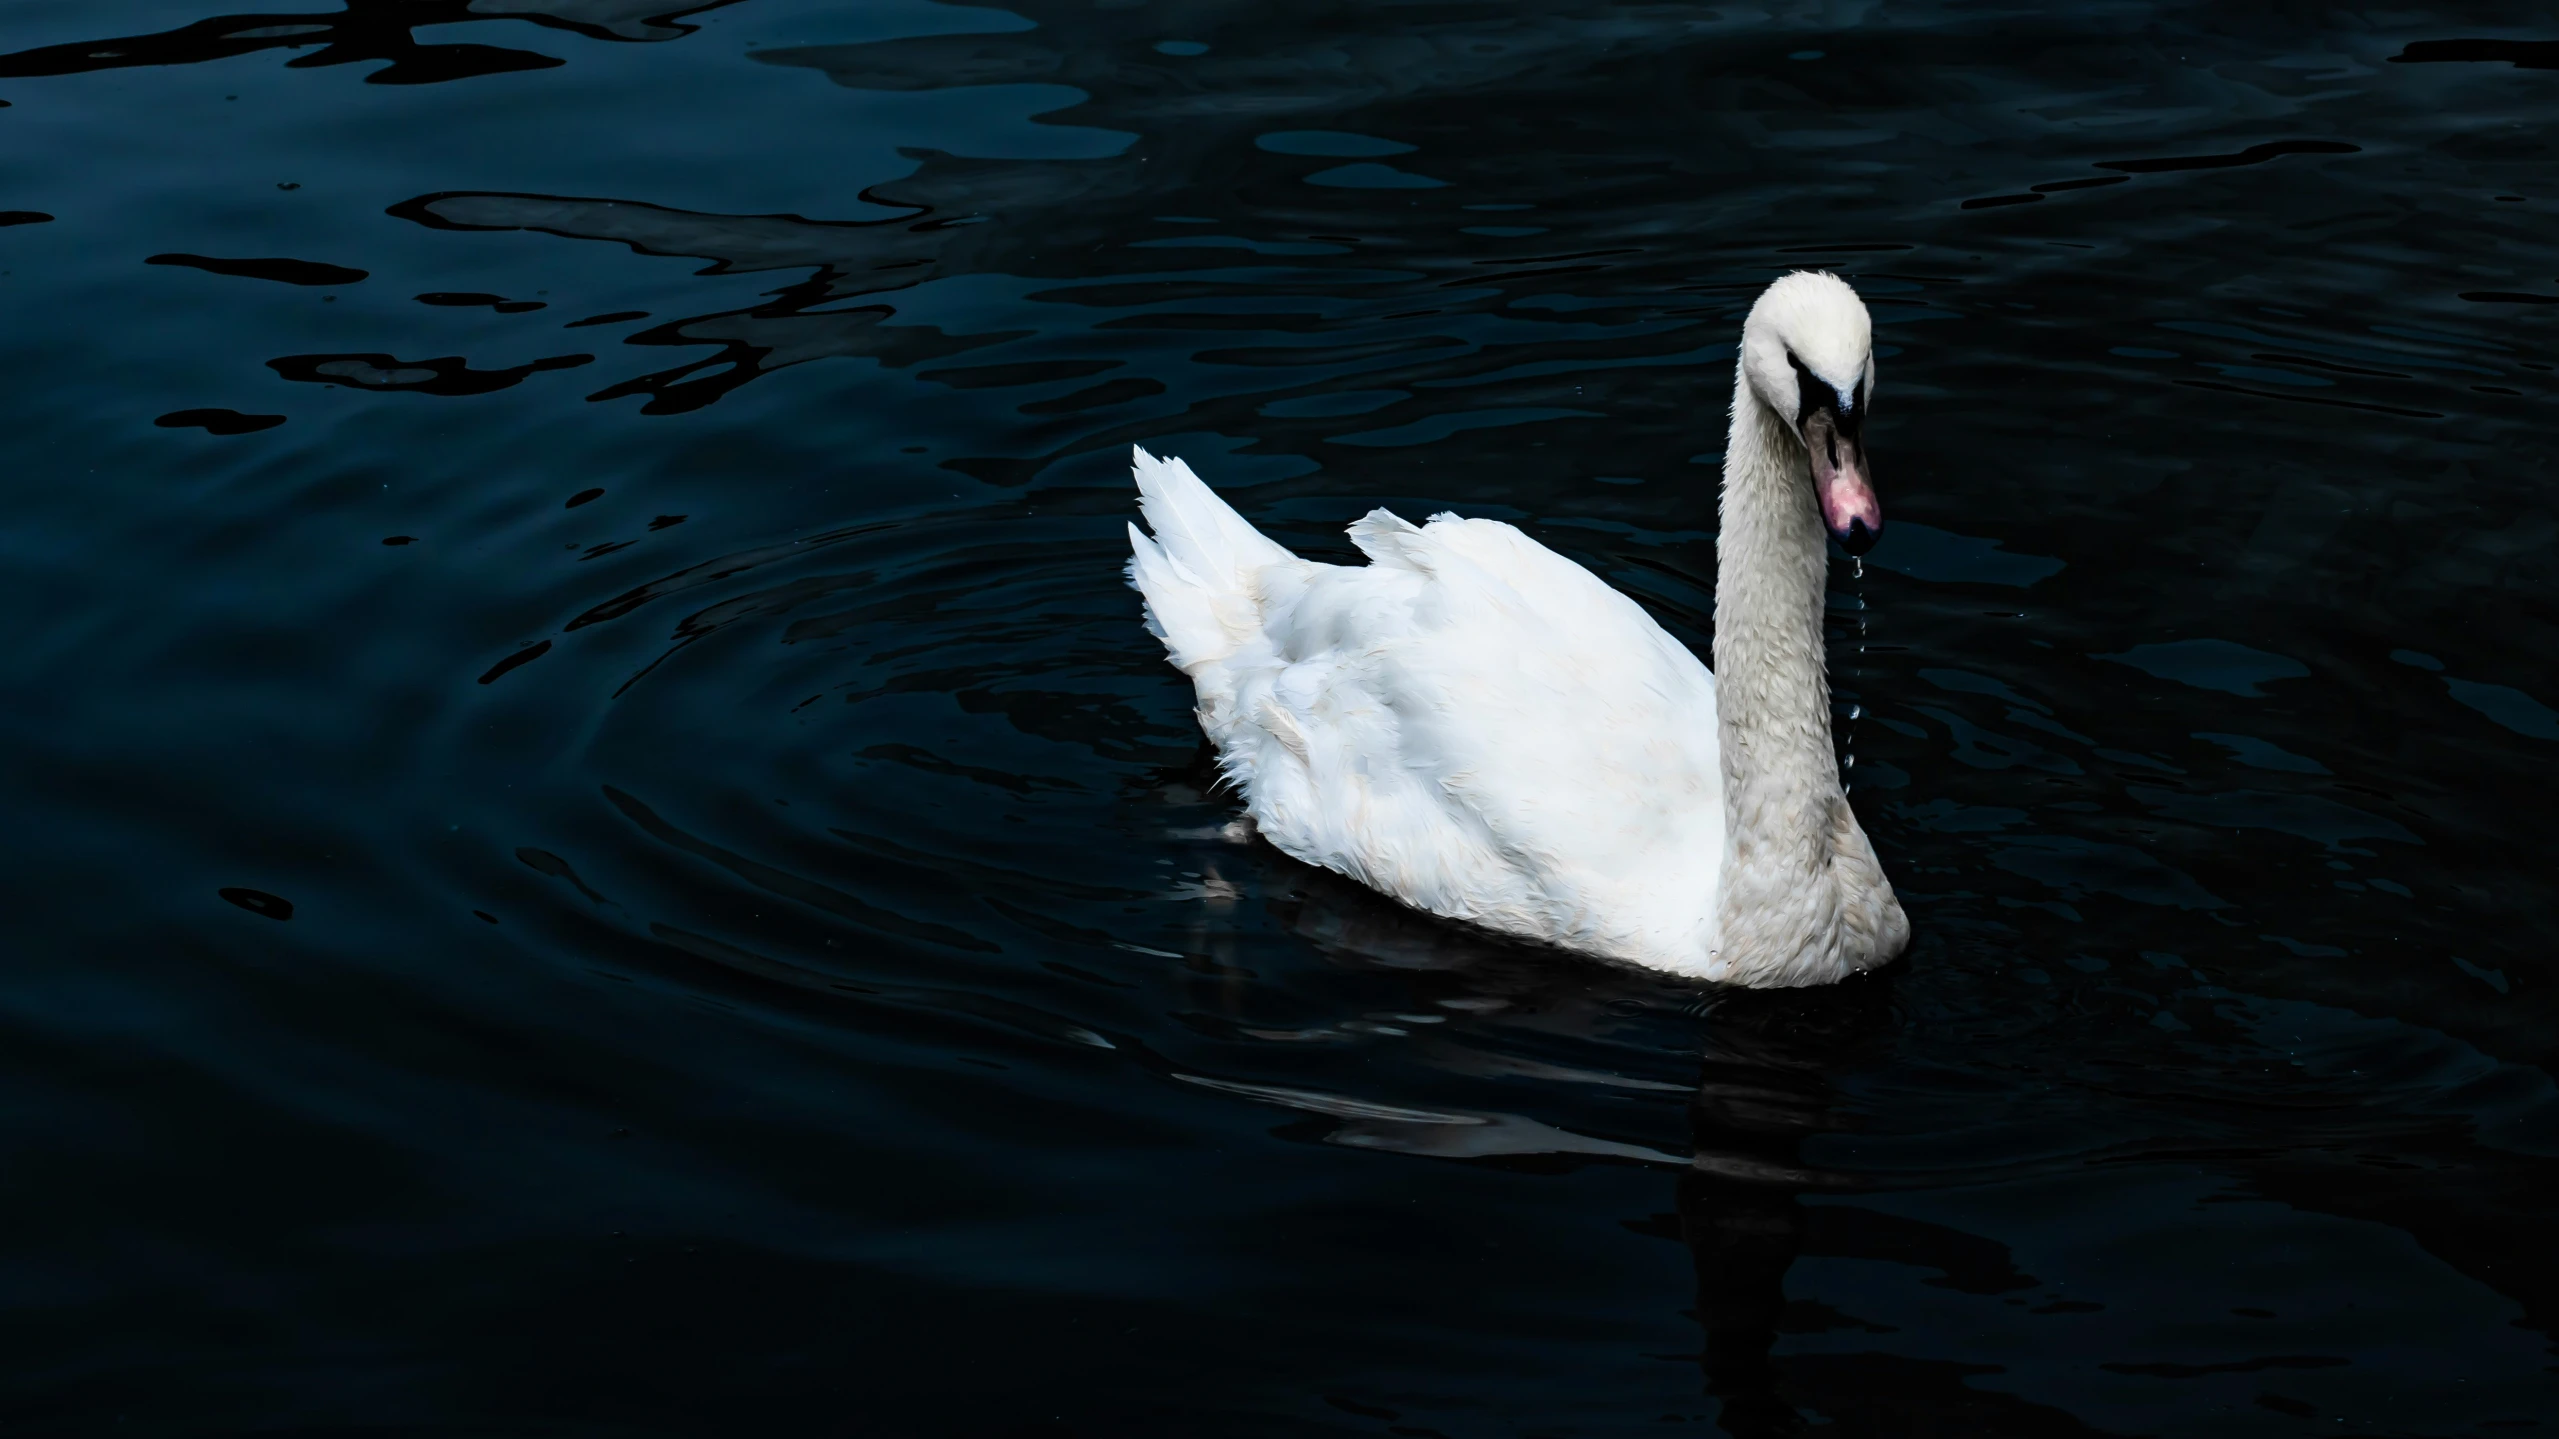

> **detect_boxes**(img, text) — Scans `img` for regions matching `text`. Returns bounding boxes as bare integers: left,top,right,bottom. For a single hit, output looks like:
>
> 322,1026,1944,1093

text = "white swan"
1126,271,1908,987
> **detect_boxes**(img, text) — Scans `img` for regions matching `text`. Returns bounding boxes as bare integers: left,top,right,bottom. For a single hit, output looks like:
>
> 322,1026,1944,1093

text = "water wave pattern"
0,0,2553,1433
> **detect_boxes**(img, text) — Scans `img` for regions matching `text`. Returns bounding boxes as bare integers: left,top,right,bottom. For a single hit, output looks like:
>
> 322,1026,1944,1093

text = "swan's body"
1127,272,1908,986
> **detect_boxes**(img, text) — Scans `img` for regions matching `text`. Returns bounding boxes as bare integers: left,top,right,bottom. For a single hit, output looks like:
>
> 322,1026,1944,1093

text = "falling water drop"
1843,558,1872,793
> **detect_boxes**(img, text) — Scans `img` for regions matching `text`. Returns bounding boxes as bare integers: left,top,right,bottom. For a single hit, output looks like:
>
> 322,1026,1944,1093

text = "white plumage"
1128,272,1908,987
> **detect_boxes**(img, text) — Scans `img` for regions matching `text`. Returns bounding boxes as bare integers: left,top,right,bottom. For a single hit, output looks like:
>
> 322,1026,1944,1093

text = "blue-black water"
4,3,2555,1434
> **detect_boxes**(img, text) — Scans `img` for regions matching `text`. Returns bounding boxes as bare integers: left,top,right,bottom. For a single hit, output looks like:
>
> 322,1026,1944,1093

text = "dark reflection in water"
1,0,2556,1433
269,348,595,395
0,0,741,86
146,251,369,286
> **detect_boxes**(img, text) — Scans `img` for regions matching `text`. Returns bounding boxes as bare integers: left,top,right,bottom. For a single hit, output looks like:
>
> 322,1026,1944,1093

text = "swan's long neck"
1710,358,1867,981
1715,362,1841,869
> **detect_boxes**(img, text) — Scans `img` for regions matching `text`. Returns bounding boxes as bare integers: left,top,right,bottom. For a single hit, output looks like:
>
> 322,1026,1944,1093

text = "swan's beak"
1802,403,1881,555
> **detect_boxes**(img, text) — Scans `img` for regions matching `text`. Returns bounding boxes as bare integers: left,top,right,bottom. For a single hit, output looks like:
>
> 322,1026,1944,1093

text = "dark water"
4,2,2556,1433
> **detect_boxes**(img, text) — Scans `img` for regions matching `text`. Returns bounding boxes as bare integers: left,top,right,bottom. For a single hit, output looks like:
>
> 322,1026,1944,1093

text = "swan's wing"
1223,512,1723,961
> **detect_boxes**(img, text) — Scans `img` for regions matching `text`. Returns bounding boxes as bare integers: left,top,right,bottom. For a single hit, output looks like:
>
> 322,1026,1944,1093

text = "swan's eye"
1785,351,1823,427
1785,351,1861,438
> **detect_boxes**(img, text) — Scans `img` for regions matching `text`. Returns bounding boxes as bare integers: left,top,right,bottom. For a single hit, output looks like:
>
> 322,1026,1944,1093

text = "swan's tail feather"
1127,446,1291,671
1132,447,1291,591
1126,523,1228,670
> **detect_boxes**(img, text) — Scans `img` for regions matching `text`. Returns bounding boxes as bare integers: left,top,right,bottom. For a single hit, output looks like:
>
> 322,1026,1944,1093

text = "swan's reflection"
1678,984,1892,1437
1229,833,1895,1435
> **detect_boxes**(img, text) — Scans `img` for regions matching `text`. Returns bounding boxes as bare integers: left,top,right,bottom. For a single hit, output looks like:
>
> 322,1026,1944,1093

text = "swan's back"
1127,448,1725,971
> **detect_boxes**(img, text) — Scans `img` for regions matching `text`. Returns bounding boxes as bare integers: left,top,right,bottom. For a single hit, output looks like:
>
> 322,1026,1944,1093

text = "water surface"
2,2,2555,1433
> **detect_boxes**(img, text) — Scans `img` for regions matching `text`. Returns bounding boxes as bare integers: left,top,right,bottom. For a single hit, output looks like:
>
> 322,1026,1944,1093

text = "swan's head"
1740,271,1881,554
